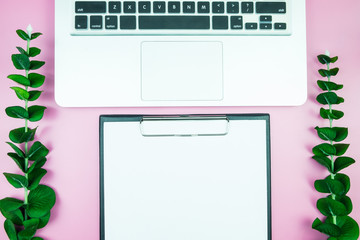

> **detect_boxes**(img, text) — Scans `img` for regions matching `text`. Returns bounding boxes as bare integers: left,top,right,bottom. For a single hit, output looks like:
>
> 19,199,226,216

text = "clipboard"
100,114,271,240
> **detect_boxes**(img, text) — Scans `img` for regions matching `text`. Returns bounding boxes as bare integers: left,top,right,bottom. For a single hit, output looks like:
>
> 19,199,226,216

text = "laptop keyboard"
73,1,291,35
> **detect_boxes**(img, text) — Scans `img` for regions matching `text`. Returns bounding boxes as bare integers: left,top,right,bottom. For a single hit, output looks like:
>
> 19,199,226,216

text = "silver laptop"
55,0,307,107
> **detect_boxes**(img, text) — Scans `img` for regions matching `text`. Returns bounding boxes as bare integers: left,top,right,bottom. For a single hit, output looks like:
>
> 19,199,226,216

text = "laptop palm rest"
141,41,223,101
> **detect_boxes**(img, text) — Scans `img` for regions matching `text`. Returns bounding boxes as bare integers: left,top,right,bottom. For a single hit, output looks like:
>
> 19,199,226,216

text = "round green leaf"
28,91,42,102
313,143,337,156
333,127,348,142
312,218,341,237
4,173,28,189
37,211,50,229
317,92,339,105
317,54,331,64
315,126,337,141
29,61,45,70
28,141,49,161
6,106,29,119
331,56,339,63
312,155,332,172
9,127,37,144
32,237,44,240
0,197,24,212
317,198,347,217
16,47,28,56
0,208,23,226
29,47,41,57
16,29,30,40
28,73,45,88
7,142,25,158
333,174,350,195
31,32,42,40
334,157,355,173
12,54,30,70
27,185,56,218
10,87,30,100
333,196,353,215
8,152,25,172
27,157,47,174
7,74,30,86
315,178,345,196
320,108,344,120
336,216,360,240
330,68,339,76
28,168,47,190
317,80,343,91
319,69,332,78
18,219,39,240
28,106,46,122
4,219,17,240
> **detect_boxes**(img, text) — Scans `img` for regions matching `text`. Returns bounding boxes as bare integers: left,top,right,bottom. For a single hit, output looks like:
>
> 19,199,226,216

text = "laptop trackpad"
141,42,223,101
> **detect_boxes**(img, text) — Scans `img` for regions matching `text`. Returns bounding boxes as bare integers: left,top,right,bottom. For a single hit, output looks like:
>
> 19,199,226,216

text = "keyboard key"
168,2,180,13
183,2,195,13
198,2,210,13
212,2,225,14
105,16,118,29
213,16,228,29
260,23,272,30
139,16,210,29
227,2,239,13
120,16,136,29
75,16,88,29
230,16,243,29
109,2,121,13
256,2,286,14
245,22,257,29
139,1,151,13
274,22,286,29
153,2,166,13
241,2,254,13
75,1,106,13
124,2,136,13
90,16,103,29
260,15,272,22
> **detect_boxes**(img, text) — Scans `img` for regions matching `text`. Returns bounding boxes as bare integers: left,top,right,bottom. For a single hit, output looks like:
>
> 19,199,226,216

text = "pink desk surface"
1,1,360,239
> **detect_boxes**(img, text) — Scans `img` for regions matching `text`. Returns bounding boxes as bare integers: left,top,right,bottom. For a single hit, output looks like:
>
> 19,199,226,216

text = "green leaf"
28,106,46,122
333,174,350,195
317,198,347,217
317,92,339,105
16,47,28,56
334,196,353,215
18,219,39,240
0,208,23,225
6,106,29,119
337,97,345,104
335,216,360,240
27,157,47,174
318,54,332,64
315,127,337,141
313,143,337,156
28,91,42,101
7,74,30,86
28,73,45,88
12,54,30,70
334,157,355,173
312,218,341,237
32,238,44,240
331,56,339,63
7,142,25,158
16,29,30,40
8,152,25,172
4,219,17,240
29,47,41,57
319,69,332,78
29,61,45,70
330,68,339,76
28,168,47,190
315,178,345,196
31,32,42,40
4,173,28,188
27,185,56,218
10,87,30,100
320,108,344,120
312,155,332,172
9,127,37,144
37,211,50,229
333,127,348,142
28,141,49,161
334,144,350,156
317,80,343,91
0,197,24,212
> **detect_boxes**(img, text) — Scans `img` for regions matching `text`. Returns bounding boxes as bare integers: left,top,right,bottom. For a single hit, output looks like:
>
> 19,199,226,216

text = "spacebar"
139,16,210,29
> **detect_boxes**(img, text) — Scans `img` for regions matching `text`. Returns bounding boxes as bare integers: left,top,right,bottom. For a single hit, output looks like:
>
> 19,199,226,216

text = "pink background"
1,0,360,239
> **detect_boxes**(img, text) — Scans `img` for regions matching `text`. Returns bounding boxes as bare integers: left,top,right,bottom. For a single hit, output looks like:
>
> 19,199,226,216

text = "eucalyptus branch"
311,52,359,239
0,25,56,240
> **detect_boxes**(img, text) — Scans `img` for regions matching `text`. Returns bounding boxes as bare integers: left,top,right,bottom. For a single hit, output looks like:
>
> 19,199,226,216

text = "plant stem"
23,38,31,220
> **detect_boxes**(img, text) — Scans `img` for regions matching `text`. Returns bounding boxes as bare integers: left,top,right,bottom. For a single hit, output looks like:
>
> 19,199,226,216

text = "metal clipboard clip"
140,115,229,137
